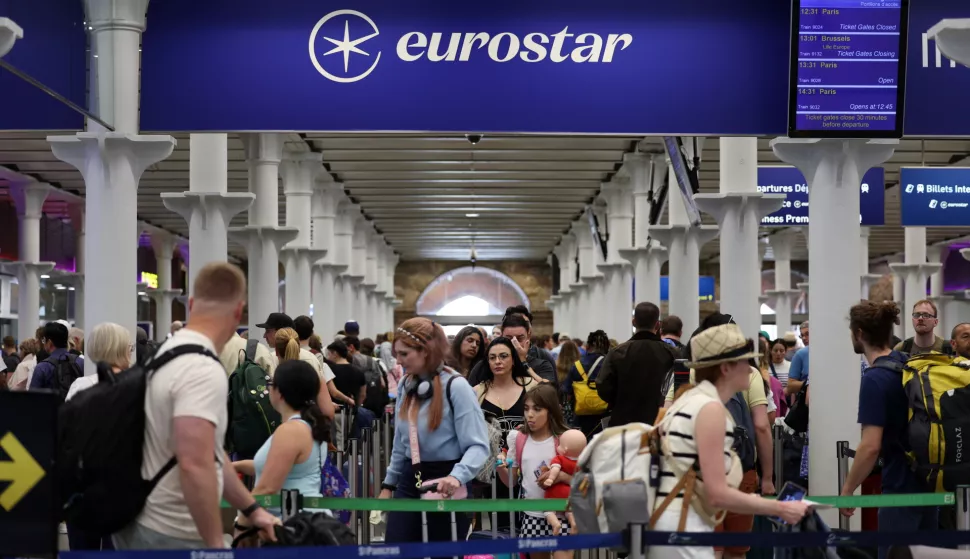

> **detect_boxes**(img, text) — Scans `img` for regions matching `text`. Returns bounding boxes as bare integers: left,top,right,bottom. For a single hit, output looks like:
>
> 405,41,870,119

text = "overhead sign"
659,276,716,302
789,0,909,138
140,0,792,133
0,0,86,130
140,271,159,289
0,392,57,557
899,167,970,226
758,166,885,226
904,0,970,136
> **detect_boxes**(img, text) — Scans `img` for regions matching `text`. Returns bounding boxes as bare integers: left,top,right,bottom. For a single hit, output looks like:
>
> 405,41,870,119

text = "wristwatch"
240,502,262,518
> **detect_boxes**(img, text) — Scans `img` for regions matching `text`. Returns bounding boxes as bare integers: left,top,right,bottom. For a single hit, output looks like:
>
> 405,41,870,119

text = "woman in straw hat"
650,324,811,559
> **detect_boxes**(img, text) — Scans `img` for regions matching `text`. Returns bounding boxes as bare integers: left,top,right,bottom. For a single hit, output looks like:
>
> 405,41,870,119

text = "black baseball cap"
256,312,293,330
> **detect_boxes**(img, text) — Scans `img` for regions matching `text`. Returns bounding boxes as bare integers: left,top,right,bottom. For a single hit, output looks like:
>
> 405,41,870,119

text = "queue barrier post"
958,485,970,551
362,427,372,545
280,488,301,522
373,418,384,498
773,424,785,490
836,441,851,531
384,404,393,466
627,524,644,559
349,437,360,543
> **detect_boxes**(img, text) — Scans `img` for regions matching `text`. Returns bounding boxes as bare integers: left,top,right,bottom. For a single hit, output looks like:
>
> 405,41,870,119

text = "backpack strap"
902,338,914,354
445,374,457,417
146,344,219,375
943,341,956,356
587,356,605,383
245,338,259,362
515,430,527,469
574,360,586,380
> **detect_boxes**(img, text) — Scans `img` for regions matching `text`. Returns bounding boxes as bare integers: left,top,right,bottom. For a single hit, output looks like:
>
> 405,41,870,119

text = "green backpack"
226,339,281,458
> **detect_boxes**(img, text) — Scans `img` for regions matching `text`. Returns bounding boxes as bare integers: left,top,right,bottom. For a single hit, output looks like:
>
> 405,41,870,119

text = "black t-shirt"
331,362,366,405
480,387,527,442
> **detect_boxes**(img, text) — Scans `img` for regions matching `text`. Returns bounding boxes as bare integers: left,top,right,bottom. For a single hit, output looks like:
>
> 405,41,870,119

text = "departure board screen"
788,0,909,138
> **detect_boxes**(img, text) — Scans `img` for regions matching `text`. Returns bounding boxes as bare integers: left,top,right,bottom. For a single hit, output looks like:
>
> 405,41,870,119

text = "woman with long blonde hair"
379,318,489,548
555,340,581,427
274,327,301,363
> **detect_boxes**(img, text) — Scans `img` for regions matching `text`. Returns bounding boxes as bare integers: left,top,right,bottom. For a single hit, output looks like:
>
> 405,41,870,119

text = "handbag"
408,400,468,500
320,450,351,524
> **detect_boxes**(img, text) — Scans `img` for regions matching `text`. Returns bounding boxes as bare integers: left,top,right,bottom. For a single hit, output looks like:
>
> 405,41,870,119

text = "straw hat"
783,331,798,344
686,324,761,369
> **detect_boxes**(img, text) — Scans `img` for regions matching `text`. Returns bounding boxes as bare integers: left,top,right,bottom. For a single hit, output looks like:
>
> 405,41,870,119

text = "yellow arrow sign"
0,432,46,512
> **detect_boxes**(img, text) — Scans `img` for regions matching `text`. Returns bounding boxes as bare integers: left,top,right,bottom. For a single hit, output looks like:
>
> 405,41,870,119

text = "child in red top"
542,429,586,533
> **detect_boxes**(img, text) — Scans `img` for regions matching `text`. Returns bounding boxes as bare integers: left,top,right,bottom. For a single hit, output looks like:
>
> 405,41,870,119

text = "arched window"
416,267,529,323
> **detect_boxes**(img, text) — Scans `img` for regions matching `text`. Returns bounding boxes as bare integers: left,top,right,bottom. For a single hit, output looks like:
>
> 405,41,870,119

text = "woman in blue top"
233,360,331,524
379,317,489,547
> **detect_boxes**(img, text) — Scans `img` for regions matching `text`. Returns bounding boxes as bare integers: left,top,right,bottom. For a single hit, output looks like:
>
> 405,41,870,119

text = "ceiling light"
40,274,50,279
55,285,66,290
465,213,480,218
137,291,147,296
68,287,75,291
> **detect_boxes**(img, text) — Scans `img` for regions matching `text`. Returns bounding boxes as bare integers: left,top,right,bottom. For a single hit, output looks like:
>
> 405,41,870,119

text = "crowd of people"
3,263,962,559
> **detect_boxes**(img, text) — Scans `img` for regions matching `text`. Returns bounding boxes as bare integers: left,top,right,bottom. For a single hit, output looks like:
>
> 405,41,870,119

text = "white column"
365,230,383,334
66,204,86,327
334,199,360,330
280,152,325,318
622,153,669,307
2,179,55,344
695,137,785,338
311,180,342,337
650,154,719,336
575,213,603,334
599,177,635,340
146,228,183,342
859,228,883,300
890,227,940,338
771,137,897,528
374,243,389,334
49,0,173,374
349,216,371,332
163,134,253,296
553,240,574,336
889,256,905,339
229,134,298,338
926,245,953,334
385,251,401,330
0,276,12,318
765,230,801,337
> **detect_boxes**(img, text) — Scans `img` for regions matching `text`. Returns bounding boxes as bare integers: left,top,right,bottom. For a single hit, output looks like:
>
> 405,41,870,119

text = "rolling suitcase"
466,468,516,559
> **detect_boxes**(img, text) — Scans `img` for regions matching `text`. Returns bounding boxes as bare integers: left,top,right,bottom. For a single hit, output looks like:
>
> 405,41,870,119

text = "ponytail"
284,338,300,362
300,400,331,444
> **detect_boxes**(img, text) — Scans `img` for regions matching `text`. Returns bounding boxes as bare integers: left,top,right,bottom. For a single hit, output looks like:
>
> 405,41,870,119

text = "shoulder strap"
446,374,457,417
515,430,527,468
588,356,605,380
574,360,586,379
943,341,956,356
245,338,259,362
902,338,914,354
146,344,218,374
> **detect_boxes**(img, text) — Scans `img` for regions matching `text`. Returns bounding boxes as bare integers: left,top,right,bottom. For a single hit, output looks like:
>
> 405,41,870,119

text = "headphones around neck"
404,365,446,401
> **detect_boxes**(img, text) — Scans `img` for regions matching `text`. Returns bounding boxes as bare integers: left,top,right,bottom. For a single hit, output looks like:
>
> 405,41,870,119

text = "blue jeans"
878,505,938,559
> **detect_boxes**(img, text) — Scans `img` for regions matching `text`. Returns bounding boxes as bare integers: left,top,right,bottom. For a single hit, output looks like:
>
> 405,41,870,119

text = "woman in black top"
326,340,364,407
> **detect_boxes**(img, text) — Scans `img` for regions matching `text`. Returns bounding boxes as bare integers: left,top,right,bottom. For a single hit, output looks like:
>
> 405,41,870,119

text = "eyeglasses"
488,353,511,362
913,312,937,320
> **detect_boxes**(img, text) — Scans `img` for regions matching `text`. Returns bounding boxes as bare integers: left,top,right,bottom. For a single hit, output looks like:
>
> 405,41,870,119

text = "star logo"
309,10,382,83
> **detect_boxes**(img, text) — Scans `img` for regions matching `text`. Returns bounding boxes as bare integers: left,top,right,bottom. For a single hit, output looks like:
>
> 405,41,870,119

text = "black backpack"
361,357,389,415
47,352,83,401
57,344,218,536
233,511,356,548
725,391,758,471
785,382,810,434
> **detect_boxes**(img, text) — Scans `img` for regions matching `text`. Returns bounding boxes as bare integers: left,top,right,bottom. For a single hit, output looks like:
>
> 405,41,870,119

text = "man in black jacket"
596,301,677,427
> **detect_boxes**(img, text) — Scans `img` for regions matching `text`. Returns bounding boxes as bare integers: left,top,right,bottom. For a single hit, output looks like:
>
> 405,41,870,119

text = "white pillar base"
620,245,668,307
928,19,970,66
889,263,942,338
147,289,182,342
161,192,254,295
230,227,299,339
770,137,896,529
1,262,55,343
695,193,786,338
649,225,719,335
312,263,340,337
49,131,176,375
0,17,23,58
861,274,884,301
